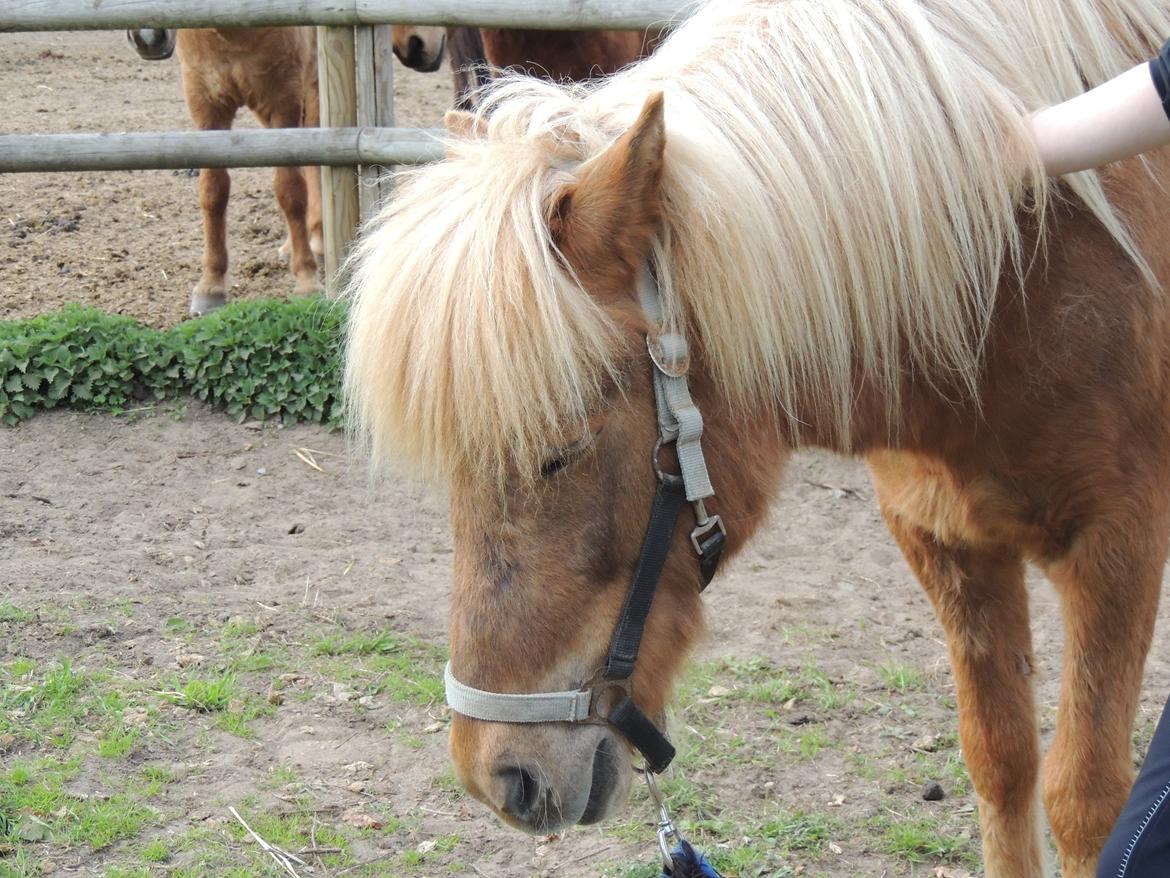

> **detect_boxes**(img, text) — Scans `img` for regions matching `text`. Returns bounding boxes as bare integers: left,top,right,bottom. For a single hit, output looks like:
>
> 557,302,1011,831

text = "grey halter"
444,263,725,772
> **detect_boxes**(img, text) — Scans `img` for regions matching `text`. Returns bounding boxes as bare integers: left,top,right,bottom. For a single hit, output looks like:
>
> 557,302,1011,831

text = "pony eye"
540,455,570,479
540,427,603,479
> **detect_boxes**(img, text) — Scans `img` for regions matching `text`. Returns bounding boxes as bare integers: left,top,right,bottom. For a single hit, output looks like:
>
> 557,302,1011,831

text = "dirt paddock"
2,29,1169,878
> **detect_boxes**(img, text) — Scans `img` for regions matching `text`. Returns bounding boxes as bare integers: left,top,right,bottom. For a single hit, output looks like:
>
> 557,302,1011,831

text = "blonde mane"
346,0,1169,482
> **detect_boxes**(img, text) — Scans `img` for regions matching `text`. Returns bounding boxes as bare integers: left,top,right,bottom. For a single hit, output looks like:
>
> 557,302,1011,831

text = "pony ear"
549,92,666,289
444,109,487,138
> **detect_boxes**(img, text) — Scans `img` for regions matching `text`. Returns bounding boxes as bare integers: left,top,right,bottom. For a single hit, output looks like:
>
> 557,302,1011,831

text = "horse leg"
303,165,323,262
181,70,235,316
873,470,1044,877
1040,515,1166,877
257,101,321,295
302,64,324,261
191,165,232,315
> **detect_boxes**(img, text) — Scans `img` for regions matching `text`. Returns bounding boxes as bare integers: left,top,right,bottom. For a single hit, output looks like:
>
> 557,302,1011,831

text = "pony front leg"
877,502,1045,877
304,163,323,261
1040,518,1166,878
272,165,321,295
193,166,231,316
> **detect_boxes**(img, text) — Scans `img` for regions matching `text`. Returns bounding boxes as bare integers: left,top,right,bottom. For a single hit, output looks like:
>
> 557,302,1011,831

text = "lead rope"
641,767,724,878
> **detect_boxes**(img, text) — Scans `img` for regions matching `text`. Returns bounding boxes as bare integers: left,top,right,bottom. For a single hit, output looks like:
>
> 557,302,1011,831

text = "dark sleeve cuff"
1149,37,1170,123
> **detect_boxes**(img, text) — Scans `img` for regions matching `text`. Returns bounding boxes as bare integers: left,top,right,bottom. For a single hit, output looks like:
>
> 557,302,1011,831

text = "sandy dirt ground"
0,30,451,327
2,28,1170,878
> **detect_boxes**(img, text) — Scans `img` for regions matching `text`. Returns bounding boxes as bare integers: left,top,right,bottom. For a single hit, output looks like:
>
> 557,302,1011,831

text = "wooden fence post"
356,25,397,220
317,25,360,296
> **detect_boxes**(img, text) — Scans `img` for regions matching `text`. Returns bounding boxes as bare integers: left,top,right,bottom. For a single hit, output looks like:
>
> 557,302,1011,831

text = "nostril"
408,36,424,59
499,765,541,820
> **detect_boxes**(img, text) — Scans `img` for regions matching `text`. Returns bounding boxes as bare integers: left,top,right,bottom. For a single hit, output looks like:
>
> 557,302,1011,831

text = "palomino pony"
346,1,1170,875
128,28,322,315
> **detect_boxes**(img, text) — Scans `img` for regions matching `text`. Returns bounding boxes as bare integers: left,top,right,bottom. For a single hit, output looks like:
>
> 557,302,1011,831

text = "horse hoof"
190,292,227,316
293,276,324,296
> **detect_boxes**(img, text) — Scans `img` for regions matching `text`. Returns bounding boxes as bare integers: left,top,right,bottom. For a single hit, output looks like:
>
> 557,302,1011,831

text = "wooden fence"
0,0,686,32
0,0,691,290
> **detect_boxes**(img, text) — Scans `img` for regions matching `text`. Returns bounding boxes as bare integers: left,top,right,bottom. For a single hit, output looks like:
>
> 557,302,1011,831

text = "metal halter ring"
584,673,633,723
652,437,670,483
652,437,686,487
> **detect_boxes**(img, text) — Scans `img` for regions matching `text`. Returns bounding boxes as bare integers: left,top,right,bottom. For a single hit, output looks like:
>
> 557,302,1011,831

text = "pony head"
126,29,176,61
391,25,447,73
346,83,784,831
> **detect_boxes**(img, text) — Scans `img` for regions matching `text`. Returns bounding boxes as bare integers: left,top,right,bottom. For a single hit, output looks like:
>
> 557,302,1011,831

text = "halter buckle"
689,500,726,556
583,672,633,723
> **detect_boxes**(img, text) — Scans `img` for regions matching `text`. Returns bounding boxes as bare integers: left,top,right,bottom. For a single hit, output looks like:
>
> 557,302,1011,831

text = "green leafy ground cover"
0,298,344,427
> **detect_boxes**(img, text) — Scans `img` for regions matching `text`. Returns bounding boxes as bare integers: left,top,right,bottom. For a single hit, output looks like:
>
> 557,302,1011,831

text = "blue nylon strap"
1151,37,1170,123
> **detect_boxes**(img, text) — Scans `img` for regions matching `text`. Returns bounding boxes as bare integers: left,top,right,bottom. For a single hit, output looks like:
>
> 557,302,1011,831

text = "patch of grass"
312,630,403,657
0,757,154,852
678,656,856,717
311,629,446,706
801,660,857,710
74,797,155,851
878,661,928,694
14,659,86,714
141,838,170,862
0,603,34,624
163,617,191,635
398,833,461,869
797,726,830,759
880,815,975,865
268,764,298,788
229,653,278,673
400,733,425,750
160,672,236,713
214,697,274,739
0,659,106,748
225,807,351,870
137,765,175,798
7,657,36,677
97,726,137,759
432,767,461,794
688,808,837,873
222,618,261,639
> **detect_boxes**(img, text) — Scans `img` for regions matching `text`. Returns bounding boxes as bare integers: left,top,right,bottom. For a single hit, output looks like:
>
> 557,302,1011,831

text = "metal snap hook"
641,767,682,869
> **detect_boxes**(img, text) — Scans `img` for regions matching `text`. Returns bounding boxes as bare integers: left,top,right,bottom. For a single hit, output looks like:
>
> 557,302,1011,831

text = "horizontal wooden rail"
0,127,445,173
0,0,692,32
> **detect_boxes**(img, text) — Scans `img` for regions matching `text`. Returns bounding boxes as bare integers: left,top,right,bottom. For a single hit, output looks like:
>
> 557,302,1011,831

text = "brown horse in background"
128,28,322,316
391,24,653,106
391,26,490,109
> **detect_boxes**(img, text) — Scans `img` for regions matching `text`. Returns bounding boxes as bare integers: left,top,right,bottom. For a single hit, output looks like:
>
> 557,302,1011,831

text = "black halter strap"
598,462,726,773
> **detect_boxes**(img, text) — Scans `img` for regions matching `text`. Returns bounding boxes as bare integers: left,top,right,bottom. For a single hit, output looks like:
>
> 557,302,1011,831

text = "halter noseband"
444,264,727,774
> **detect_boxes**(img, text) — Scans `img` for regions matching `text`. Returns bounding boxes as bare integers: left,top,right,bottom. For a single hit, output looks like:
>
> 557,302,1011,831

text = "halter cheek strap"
444,263,726,775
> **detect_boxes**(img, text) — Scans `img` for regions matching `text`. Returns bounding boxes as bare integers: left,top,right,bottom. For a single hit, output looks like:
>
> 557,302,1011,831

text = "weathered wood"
0,128,444,173
0,0,689,32
355,25,396,220
317,25,361,296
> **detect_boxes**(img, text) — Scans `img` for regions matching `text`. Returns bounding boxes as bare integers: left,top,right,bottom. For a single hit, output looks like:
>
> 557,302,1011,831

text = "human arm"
1030,40,1170,175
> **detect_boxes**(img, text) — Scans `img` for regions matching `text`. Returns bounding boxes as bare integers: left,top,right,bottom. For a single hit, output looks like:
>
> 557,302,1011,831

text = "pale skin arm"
1031,47,1170,175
